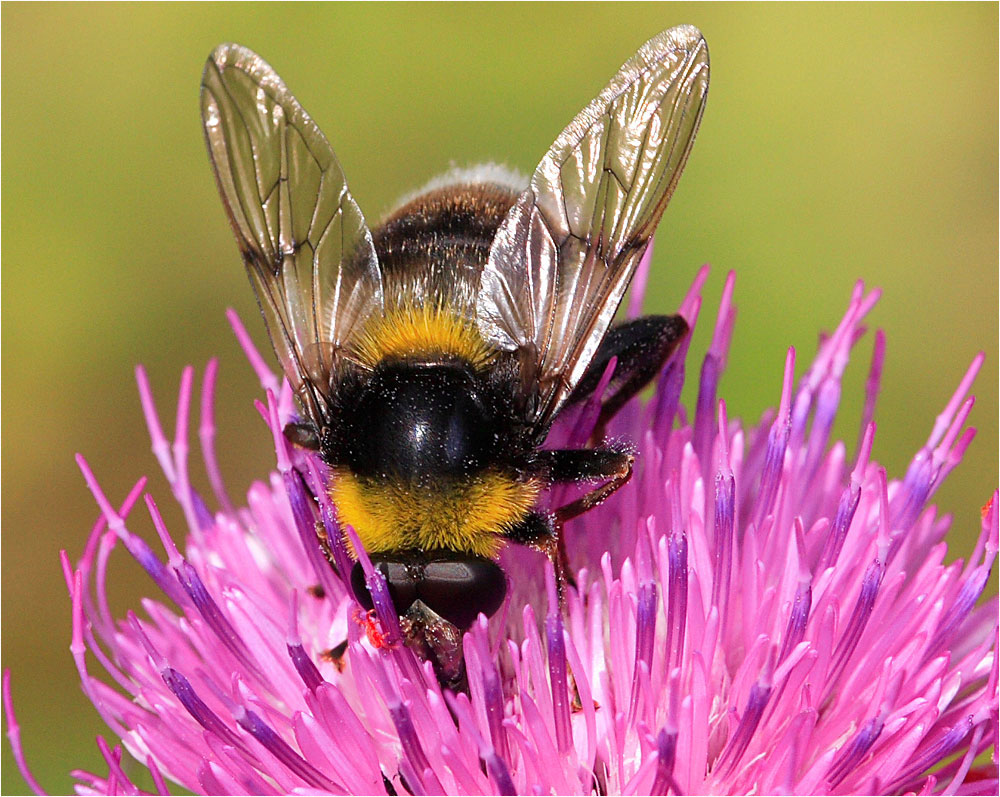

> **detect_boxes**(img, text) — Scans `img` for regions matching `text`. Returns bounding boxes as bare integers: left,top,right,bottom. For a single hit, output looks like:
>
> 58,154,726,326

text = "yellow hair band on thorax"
352,303,495,369
332,469,541,560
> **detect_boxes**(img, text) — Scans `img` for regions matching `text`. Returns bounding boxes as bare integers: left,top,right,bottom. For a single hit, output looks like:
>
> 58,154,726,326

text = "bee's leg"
284,421,321,450
552,450,633,599
314,521,337,569
516,448,635,599
503,512,576,599
565,315,688,441
533,448,635,522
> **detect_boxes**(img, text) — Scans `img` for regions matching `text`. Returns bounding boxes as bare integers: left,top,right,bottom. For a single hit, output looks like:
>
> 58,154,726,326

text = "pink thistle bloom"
5,257,997,795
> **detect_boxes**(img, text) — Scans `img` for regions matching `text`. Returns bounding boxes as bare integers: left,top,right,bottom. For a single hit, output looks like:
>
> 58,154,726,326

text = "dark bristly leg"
529,447,635,516
315,521,338,570
531,447,632,482
551,453,634,523
565,314,688,441
284,421,321,450
504,511,575,600
512,448,635,601
527,447,635,521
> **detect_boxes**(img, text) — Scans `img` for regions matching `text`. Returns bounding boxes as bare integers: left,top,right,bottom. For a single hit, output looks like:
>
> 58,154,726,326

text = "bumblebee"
202,26,708,684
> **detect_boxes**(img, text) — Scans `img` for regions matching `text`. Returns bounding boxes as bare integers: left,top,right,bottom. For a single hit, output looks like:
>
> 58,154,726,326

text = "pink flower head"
6,257,997,795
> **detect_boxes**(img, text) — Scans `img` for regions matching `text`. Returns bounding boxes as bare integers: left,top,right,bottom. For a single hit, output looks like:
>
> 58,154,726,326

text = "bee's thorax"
342,361,498,481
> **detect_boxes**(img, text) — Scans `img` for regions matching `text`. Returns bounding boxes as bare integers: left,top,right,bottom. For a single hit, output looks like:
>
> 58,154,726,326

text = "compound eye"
350,559,419,616
417,557,507,631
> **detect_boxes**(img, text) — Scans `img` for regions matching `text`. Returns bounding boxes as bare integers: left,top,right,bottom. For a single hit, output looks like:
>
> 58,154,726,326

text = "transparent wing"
477,25,708,432
202,44,382,426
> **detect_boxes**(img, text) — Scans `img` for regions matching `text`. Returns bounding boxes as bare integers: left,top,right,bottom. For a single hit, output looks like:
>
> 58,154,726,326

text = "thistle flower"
6,261,997,795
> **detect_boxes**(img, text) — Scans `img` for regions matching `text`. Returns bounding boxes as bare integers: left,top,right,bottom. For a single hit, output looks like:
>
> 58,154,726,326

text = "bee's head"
350,549,507,632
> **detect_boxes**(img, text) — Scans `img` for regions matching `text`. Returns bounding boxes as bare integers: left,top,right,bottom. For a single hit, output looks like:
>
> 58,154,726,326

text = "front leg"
508,447,635,597
537,448,634,522
284,421,321,450
503,511,576,599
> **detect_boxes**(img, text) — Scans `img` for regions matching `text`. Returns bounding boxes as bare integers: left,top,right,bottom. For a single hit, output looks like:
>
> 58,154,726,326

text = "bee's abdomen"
372,182,519,277
342,361,498,481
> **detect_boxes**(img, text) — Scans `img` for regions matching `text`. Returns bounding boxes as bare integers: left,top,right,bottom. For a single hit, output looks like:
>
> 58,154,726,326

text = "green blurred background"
2,3,996,793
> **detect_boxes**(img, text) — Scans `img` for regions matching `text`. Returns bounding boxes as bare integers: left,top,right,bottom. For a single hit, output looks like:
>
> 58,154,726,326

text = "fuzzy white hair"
393,162,528,209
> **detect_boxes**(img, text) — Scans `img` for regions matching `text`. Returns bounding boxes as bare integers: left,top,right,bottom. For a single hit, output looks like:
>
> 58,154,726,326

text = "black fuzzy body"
321,180,532,480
